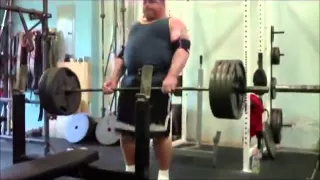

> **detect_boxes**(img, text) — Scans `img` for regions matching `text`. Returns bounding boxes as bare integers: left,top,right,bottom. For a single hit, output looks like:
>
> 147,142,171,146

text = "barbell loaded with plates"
37,60,320,118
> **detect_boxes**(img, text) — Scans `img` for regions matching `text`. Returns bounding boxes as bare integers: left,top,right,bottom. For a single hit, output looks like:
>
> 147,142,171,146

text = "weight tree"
0,0,52,156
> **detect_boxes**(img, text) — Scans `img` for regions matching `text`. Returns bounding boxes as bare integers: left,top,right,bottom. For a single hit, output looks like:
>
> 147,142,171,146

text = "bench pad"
0,149,98,180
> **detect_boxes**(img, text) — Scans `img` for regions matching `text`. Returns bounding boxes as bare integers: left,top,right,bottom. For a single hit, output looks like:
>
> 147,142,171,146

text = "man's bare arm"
168,18,190,77
111,58,126,82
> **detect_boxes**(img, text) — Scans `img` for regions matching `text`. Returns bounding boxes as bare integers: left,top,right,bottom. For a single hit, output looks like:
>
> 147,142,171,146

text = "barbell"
38,60,320,118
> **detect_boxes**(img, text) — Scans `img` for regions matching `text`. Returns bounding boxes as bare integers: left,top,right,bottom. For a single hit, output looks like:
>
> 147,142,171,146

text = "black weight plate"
217,61,231,118
263,122,277,159
271,47,280,65
38,68,60,115
45,67,65,115
271,77,277,100
209,60,245,119
45,67,81,115
270,108,283,144
231,60,246,119
219,61,236,119
209,60,224,118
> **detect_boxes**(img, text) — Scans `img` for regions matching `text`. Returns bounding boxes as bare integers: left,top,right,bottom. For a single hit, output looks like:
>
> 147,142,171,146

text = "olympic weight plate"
209,60,245,119
270,108,283,144
38,68,55,115
209,60,224,118
95,112,120,146
39,67,81,115
271,47,281,65
64,113,96,144
271,77,277,100
263,122,277,159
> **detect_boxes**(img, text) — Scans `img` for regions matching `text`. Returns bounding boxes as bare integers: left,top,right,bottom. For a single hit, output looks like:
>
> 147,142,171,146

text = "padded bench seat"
0,149,99,180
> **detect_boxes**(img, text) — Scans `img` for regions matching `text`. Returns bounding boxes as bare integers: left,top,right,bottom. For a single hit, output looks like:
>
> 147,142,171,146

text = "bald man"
103,0,190,179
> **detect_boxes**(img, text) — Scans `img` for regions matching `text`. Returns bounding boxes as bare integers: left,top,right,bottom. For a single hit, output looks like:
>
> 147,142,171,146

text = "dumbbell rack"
269,25,284,112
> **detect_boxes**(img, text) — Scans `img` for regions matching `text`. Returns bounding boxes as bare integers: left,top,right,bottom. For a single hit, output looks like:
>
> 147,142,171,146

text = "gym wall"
12,0,101,130
269,1,319,150
180,1,319,150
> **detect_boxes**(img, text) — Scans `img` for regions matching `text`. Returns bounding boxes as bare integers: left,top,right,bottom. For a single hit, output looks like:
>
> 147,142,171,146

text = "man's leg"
117,91,137,172
153,136,172,180
151,91,172,180
120,133,136,172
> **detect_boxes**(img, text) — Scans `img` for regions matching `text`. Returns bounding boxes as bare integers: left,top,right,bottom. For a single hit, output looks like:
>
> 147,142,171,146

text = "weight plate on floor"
64,113,96,144
270,108,283,144
263,122,277,159
95,112,120,146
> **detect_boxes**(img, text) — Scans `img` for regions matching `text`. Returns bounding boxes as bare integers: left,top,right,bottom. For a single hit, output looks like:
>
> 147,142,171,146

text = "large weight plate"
270,108,283,144
263,122,277,159
95,112,120,146
209,60,224,118
64,113,96,144
209,60,245,119
38,67,81,115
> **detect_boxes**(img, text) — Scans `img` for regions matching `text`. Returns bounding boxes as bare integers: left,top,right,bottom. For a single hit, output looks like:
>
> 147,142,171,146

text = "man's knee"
120,133,135,144
153,135,170,145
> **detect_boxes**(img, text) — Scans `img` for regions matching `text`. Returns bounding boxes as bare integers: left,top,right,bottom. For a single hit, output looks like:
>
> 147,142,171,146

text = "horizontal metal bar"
243,86,270,94
67,87,209,93
0,97,40,104
0,5,45,17
275,85,320,93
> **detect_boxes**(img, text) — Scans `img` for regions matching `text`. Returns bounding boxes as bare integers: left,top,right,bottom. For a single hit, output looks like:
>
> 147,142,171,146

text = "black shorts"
117,90,171,138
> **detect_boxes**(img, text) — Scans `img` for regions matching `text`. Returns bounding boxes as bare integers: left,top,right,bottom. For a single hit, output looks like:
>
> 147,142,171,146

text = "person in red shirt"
250,93,265,155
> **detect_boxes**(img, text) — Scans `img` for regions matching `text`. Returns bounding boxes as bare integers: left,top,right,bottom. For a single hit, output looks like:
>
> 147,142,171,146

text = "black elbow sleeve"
117,45,125,59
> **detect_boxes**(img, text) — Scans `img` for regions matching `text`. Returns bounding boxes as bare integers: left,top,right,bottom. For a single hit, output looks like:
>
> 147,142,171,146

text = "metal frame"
0,0,51,155
172,55,219,160
242,0,251,172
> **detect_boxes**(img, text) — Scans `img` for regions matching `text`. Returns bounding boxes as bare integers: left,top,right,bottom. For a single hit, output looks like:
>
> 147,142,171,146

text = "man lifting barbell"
103,0,190,180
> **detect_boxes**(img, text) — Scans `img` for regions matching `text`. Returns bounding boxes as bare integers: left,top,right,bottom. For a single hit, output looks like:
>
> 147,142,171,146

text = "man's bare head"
143,0,166,21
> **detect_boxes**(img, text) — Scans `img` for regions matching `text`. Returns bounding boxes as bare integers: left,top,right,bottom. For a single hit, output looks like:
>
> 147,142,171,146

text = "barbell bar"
37,60,320,118
66,85,320,94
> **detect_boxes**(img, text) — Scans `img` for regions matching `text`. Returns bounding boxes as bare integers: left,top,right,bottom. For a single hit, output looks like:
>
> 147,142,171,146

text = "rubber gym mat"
0,141,318,179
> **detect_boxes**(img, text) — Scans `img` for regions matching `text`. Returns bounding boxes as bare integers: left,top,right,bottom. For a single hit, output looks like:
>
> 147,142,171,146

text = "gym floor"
0,139,318,180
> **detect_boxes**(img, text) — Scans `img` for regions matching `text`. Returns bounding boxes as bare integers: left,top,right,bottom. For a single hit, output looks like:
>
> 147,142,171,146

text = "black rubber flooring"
0,139,318,179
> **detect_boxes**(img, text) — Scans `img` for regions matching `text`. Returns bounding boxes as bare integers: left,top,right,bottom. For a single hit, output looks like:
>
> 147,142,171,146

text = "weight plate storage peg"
270,108,283,144
209,60,246,119
38,67,82,115
271,47,281,65
271,77,277,100
95,112,120,146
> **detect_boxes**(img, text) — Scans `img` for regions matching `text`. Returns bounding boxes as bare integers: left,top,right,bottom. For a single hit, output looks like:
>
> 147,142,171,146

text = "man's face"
143,0,165,21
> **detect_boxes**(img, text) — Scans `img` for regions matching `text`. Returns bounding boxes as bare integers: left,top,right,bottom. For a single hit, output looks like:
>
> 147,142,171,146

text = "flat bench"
0,149,99,180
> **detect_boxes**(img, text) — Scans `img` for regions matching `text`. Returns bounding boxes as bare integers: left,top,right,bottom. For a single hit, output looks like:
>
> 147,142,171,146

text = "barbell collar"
275,85,320,93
